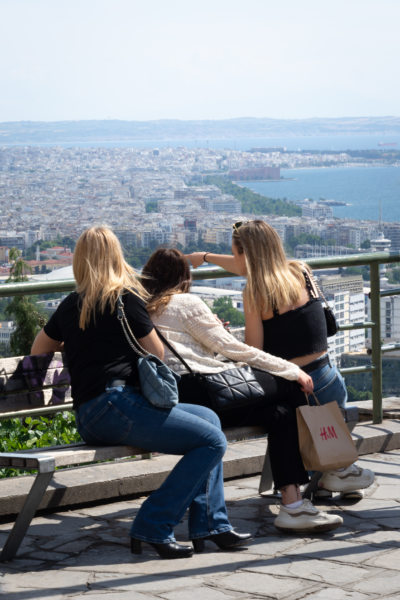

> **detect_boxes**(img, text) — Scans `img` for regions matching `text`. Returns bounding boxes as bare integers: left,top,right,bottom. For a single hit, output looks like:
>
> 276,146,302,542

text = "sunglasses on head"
232,220,252,233
232,221,244,233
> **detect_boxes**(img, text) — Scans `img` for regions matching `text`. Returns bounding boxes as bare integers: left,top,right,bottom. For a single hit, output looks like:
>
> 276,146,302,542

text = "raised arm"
185,252,245,275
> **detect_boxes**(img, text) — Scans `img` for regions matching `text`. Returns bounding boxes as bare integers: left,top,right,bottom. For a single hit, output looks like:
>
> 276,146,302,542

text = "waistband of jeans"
107,379,127,388
302,354,330,373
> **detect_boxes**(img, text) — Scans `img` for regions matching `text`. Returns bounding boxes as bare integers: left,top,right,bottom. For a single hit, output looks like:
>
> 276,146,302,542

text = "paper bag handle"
304,392,321,406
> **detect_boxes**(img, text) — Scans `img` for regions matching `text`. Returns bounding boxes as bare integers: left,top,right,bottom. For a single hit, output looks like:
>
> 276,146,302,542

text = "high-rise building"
383,223,400,252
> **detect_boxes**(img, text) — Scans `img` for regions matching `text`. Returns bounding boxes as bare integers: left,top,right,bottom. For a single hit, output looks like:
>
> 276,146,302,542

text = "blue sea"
242,166,400,223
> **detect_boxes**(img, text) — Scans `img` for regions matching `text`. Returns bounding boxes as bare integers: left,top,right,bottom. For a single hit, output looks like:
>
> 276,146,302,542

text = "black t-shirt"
44,291,154,408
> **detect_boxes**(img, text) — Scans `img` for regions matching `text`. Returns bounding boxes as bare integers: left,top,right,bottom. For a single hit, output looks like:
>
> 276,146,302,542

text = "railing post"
370,262,383,424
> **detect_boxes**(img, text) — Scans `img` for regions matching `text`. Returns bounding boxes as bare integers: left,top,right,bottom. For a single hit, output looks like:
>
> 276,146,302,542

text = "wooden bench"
0,352,358,562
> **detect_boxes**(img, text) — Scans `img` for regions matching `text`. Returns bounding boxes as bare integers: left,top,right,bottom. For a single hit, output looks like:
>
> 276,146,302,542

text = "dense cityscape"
1,142,400,396
2,144,400,260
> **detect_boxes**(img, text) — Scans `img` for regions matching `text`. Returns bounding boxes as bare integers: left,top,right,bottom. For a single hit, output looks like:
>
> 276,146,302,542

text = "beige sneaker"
319,464,374,493
274,499,343,533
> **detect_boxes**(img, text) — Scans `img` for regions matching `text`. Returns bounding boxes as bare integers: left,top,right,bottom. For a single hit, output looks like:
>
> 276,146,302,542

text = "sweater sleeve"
181,296,301,381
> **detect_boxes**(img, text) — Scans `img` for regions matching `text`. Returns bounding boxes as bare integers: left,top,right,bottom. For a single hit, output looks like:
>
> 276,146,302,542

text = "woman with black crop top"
187,220,374,504
31,226,252,560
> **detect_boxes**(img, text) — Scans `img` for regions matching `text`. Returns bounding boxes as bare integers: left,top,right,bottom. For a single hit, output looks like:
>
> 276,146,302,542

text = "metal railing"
2,251,400,424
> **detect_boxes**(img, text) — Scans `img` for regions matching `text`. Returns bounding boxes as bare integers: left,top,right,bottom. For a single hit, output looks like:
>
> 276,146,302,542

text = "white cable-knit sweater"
151,293,300,381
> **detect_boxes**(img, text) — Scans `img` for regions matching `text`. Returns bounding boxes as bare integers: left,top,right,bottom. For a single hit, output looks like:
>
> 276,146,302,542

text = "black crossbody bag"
303,269,339,337
155,327,265,413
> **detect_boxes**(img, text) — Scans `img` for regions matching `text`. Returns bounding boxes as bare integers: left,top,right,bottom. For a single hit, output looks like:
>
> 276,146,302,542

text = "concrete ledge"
0,419,399,518
353,397,400,421
0,437,268,517
352,418,400,455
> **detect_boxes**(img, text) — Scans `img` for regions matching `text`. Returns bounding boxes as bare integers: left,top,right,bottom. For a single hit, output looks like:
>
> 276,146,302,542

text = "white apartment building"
202,227,232,246
0,321,15,349
327,291,366,365
302,203,333,219
318,273,366,365
204,196,241,214
367,295,400,343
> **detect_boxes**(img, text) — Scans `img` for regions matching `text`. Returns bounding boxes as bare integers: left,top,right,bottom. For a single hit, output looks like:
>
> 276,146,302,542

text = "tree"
197,175,301,217
5,248,46,356
360,239,371,249
211,296,245,327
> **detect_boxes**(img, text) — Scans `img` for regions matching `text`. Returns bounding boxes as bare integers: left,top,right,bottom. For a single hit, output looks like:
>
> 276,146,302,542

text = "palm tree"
5,248,45,355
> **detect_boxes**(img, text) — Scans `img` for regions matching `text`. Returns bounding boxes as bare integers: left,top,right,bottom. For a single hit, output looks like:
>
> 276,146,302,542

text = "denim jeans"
307,355,347,409
76,386,232,543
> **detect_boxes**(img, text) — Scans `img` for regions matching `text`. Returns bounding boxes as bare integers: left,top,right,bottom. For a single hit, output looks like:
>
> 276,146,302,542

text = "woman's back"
151,292,301,381
151,293,246,375
261,296,328,361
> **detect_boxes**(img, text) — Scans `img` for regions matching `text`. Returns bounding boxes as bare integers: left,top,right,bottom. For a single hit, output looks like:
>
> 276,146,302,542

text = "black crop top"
262,286,328,361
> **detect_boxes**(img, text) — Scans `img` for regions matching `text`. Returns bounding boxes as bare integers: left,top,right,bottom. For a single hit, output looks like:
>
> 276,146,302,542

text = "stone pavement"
1,449,400,600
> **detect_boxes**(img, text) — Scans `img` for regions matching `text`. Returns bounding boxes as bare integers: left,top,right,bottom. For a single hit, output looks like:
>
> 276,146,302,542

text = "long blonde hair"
232,220,305,313
73,225,149,329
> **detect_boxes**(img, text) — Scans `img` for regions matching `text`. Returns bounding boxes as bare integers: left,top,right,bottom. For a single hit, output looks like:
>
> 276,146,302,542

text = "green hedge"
0,412,81,478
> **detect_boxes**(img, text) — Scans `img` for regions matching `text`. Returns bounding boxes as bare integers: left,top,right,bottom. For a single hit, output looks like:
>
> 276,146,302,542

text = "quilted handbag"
117,297,179,409
156,328,264,412
190,366,265,412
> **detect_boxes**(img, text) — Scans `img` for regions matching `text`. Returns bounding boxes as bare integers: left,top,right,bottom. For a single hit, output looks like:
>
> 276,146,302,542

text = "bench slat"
0,388,72,414
0,444,150,469
0,353,70,396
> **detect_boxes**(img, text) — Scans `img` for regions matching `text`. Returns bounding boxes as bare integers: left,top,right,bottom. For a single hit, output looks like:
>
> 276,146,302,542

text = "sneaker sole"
322,479,373,492
274,520,342,534
340,490,364,500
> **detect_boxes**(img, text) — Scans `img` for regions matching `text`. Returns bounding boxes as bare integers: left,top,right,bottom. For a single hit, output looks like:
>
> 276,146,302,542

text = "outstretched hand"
297,370,314,394
185,252,206,268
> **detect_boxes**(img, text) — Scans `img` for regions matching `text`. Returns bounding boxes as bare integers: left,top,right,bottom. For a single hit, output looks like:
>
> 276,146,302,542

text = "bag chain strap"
117,296,148,359
304,268,329,308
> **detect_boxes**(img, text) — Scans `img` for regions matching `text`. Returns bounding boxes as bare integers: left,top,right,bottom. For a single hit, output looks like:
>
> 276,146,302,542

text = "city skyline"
1,0,400,123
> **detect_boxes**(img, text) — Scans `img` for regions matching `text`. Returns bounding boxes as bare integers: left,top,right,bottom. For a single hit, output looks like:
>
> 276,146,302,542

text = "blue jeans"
307,355,347,409
76,386,232,544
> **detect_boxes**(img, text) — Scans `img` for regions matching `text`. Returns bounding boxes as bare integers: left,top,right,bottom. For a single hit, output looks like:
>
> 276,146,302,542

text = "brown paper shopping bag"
296,393,358,471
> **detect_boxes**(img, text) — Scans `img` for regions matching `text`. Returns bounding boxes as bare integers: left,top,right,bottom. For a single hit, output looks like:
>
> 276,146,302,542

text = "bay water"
242,166,400,223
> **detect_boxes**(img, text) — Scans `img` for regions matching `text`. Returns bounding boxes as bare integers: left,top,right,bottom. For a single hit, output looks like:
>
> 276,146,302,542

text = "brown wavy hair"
142,248,191,314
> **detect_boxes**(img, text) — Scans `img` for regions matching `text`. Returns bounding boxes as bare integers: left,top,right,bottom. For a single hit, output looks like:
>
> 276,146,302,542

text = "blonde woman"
31,226,251,560
187,220,374,498
142,248,344,534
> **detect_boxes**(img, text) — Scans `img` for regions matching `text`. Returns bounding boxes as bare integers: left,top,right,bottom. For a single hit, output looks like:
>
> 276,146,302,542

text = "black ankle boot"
130,537,193,559
192,530,252,553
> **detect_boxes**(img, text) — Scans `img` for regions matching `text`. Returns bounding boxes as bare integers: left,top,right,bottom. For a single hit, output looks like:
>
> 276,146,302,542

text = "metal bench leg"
258,445,274,494
1,470,53,561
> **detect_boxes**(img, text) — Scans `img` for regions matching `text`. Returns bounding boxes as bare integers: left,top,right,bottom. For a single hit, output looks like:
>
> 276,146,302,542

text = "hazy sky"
1,0,399,122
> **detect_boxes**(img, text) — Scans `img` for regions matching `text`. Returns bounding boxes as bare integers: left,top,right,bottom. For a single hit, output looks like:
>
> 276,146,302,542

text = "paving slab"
1,449,400,600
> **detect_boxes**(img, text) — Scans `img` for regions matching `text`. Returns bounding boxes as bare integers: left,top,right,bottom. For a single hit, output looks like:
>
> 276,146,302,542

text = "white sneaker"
274,499,343,534
319,464,374,493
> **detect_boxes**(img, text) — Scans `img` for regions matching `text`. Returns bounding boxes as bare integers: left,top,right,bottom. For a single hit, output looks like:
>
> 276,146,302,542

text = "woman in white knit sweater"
142,248,343,535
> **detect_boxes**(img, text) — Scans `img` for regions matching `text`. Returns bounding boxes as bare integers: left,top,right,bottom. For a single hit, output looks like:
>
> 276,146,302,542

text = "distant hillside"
0,116,400,145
